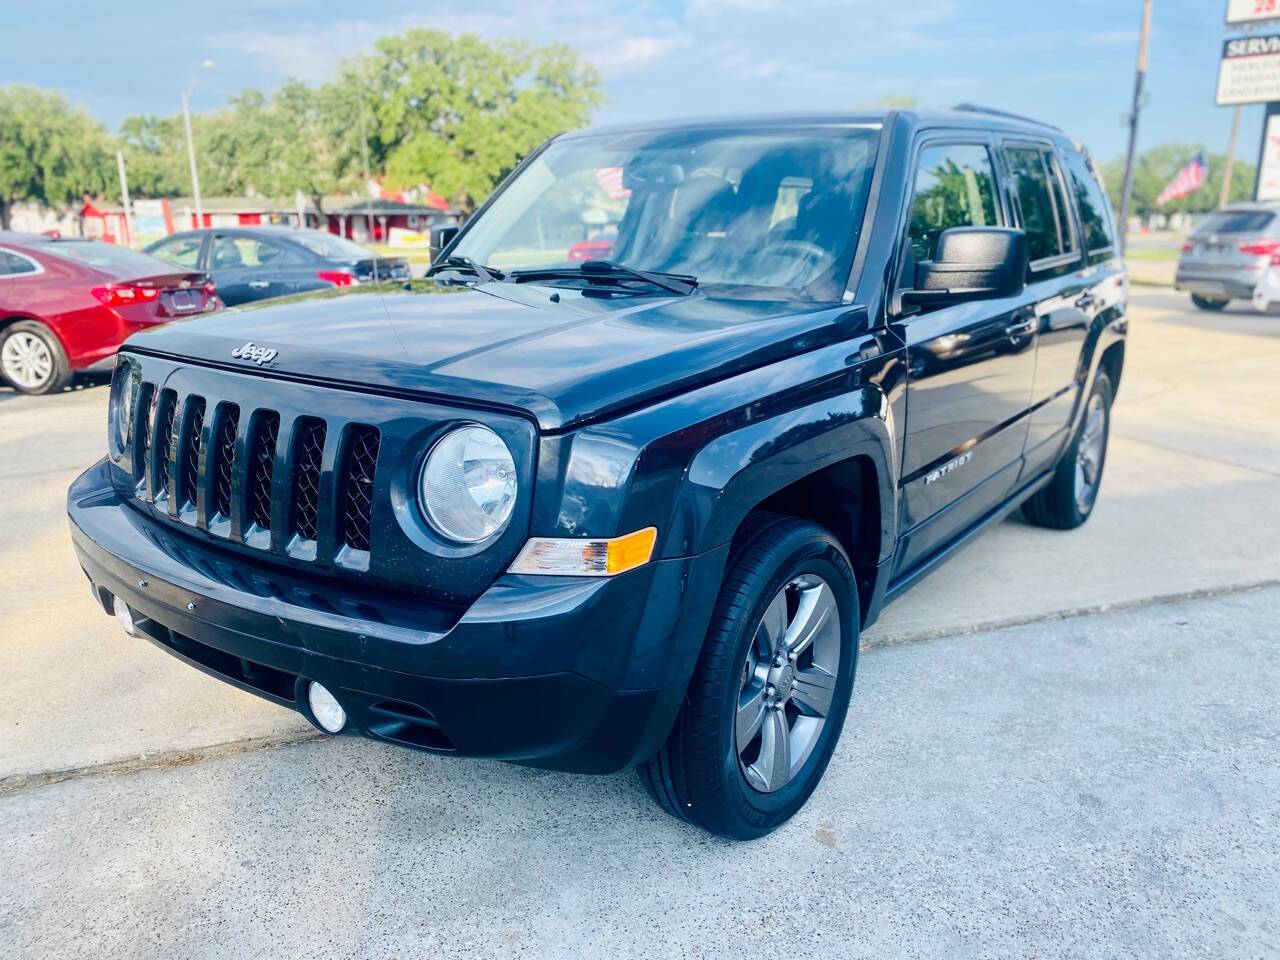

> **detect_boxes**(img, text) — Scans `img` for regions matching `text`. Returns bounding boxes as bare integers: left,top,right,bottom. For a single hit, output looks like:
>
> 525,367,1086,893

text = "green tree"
1100,144,1256,219
0,86,115,228
344,30,603,212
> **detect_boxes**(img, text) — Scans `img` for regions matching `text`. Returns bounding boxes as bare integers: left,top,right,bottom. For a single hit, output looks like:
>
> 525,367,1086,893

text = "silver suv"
1175,203,1280,310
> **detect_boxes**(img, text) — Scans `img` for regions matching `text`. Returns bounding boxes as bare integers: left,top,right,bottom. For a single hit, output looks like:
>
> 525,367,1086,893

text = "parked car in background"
0,232,217,395
1174,202,1280,310
145,227,410,308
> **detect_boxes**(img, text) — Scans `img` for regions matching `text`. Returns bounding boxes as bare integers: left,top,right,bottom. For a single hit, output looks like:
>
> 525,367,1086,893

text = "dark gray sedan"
145,226,410,307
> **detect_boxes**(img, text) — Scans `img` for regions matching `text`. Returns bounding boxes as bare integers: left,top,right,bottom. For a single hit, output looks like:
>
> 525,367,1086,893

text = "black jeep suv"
69,107,1126,838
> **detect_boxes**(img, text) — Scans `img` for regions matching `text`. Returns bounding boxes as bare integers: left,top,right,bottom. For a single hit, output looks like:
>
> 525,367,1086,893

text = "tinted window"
210,236,287,269
1064,153,1116,260
150,236,203,268
1005,146,1078,264
906,143,1000,263
1194,210,1276,236
0,249,39,276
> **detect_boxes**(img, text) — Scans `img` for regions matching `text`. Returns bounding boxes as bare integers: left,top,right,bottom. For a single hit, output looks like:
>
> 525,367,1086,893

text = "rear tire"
0,321,71,395
638,515,858,839
1190,294,1229,311
1022,370,1112,530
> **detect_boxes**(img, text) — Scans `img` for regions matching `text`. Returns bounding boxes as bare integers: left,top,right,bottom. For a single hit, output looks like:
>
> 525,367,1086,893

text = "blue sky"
4,0,1262,166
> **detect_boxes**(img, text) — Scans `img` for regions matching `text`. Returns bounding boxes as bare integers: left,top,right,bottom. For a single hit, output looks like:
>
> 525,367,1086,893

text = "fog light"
307,681,347,734
112,595,137,637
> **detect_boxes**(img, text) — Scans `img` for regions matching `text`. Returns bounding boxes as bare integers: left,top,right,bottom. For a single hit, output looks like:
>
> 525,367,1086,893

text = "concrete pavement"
1,288,1278,784
2,586,1277,958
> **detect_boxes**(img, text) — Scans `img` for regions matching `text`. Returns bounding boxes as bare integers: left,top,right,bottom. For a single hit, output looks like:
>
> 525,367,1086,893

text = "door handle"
1074,292,1096,310
1005,317,1037,339
247,280,269,289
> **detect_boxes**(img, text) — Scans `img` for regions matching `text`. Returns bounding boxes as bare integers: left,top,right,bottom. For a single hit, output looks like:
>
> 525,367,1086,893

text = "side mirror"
903,227,1028,306
430,225,460,262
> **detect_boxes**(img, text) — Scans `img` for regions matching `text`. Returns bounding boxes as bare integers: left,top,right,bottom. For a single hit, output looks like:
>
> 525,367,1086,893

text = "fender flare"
661,384,897,564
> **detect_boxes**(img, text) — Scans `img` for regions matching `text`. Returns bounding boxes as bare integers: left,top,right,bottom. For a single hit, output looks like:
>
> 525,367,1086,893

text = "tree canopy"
0,86,115,228
1,29,604,225
1099,143,1256,219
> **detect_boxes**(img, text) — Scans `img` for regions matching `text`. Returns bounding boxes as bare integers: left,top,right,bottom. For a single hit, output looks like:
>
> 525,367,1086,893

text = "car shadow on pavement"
0,370,111,403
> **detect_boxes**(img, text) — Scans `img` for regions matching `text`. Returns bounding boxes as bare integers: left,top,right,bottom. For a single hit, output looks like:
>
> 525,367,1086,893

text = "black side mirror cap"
903,226,1028,306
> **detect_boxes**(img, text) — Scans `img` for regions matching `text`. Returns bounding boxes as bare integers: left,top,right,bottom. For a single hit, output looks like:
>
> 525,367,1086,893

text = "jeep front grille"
131,384,381,567
290,418,326,543
340,425,379,552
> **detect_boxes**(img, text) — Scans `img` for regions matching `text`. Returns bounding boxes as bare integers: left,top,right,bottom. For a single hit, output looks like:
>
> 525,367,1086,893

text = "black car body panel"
71,109,1127,774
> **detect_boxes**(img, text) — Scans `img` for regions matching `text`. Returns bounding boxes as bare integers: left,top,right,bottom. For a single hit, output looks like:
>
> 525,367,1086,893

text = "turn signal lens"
509,527,657,577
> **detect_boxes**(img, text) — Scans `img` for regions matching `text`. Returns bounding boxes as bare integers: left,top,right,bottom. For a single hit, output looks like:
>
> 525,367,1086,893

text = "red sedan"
0,233,218,395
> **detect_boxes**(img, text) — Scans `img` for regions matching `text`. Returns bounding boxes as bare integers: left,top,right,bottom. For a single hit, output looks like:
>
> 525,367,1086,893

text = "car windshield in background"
452,126,880,301
40,240,174,275
1194,210,1276,235
292,231,373,260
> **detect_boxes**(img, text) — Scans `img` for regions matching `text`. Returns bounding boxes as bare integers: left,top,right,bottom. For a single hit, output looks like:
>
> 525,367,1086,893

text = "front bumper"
69,459,727,773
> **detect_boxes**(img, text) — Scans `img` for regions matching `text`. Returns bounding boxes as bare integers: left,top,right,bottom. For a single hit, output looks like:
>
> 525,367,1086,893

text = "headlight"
418,425,518,543
110,358,135,451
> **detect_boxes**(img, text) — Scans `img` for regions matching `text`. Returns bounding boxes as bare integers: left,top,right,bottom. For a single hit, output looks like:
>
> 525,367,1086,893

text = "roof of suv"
561,107,1075,147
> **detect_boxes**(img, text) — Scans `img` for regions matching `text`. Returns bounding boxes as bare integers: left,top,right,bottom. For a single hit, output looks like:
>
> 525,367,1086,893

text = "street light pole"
181,88,203,229
182,61,212,230
1117,0,1153,255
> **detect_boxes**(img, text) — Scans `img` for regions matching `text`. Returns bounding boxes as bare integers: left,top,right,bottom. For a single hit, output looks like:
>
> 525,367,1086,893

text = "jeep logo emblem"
230,342,278,366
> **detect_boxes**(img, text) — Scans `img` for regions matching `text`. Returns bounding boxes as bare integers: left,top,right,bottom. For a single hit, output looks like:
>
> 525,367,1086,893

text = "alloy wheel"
1,332,54,390
736,574,841,793
1074,392,1107,513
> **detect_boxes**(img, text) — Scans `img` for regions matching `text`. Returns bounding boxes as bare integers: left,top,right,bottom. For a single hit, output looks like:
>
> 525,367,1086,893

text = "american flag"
595,166,630,201
1155,153,1207,207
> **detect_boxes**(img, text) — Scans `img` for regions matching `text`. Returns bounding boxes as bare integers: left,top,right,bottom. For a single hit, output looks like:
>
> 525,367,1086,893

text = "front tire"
1022,370,1113,530
639,516,858,839
0,321,71,395
1190,293,1228,311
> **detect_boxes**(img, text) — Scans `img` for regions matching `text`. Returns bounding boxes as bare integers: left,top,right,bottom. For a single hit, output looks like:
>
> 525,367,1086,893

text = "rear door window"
1063,153,1117,262
210,236,288,270
905,142,1001,263
1004,145,1079,267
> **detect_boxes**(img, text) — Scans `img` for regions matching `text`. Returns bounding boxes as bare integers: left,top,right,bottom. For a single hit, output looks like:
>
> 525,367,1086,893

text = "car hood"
123,281,866,431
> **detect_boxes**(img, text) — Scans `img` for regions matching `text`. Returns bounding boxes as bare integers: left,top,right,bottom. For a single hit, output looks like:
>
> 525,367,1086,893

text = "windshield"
452,126,879,300
292,230,373,260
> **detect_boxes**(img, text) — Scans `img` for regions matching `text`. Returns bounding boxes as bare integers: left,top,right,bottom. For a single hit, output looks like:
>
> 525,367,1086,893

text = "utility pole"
1220,105,1242,209
182,61,213,229
354,22,374,243
115,150,135,247
182,89,203,228
1117,0,1153,255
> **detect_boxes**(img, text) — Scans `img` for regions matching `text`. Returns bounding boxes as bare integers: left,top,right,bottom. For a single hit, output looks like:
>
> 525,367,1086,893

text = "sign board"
1257,112,1280,199
1217,34,1280,104
1227,0,1280,25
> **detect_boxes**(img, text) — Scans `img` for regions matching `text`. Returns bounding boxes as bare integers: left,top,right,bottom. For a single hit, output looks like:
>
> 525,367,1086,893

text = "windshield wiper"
511,260,697,296
427,256,505,284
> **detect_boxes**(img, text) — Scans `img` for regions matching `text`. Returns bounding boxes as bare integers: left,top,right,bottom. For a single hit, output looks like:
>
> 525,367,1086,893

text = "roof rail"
951,103,1062,132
